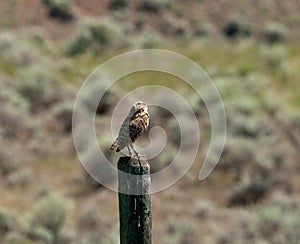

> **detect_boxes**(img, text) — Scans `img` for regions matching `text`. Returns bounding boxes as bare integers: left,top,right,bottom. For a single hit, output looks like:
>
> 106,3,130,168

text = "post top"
122,155,147,161
118,156,149,170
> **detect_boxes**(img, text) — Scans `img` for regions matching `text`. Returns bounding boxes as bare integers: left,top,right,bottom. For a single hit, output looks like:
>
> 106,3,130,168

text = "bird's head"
130,101,148,114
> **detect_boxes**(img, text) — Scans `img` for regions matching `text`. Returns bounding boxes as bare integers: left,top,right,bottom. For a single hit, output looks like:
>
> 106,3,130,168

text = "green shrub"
239,72,267,93
68,17,123,55
108,0,128,10
261,45,287,71
0,210,10,234
7,168,32,188
101,227,119,244
222,16,252,38
150,144,178,173
217,210,258,244
258,192,300,243
252,135,292,176
22,28,49,50
226,96,274,138
134,29,164,48
0,33,39,68
18,76,45,107
17,65,63,112
79,120,119,190
193,22,215,37
193,199,215,219
163,217,197,244
27,226,53,244
186,93,202,117
80,82,118,115
219,137,255,175
0,85,32,142
137,0,170,13
53,100,74,133
167,2,183,17
227,178,270,206
219,188,300,243
3,233,32,244
81,132,117,189
229,114,274,138
55,227,75,244
0,85,30,113
74,225,117,243
0,84,33,139
43,0,74,21
31,193,70,240
167,117,181,146
0,146,19,176
35,185,51,199
150,105,173,122
76,232,106,244
99,128,117,164
277,109,300,149
262,23,288,44
159,13,191,37
189,96,210,127
0,103,27,138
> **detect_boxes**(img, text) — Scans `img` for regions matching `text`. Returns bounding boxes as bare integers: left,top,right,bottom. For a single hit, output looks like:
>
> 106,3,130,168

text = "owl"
110,101,149,156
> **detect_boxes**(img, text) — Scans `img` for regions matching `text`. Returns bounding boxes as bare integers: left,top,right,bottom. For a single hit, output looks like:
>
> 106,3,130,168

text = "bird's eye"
141,109,144,112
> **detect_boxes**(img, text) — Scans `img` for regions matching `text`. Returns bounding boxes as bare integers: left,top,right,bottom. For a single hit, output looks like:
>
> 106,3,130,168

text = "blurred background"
0,0,300,243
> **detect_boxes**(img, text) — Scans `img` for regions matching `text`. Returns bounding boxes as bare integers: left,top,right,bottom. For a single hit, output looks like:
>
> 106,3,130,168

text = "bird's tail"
110,139,120,152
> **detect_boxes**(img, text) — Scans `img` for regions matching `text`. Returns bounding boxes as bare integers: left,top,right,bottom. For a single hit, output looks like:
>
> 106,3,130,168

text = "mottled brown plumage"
110,101,149,155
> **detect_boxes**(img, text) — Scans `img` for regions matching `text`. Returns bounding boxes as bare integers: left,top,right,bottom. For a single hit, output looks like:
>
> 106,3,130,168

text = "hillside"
0,0,300,243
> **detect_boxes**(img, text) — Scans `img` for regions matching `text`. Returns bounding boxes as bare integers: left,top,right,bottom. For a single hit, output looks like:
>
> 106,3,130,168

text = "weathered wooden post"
118,156,152,244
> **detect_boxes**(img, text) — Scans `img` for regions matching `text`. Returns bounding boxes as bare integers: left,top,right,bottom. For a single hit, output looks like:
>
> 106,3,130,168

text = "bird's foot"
129,150,141,167
126,146,133,157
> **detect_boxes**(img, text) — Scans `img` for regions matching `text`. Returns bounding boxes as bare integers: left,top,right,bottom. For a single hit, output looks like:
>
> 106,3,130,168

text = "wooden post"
118,156,152,244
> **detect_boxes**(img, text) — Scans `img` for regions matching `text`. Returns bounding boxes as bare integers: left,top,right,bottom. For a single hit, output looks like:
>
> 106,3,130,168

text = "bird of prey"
110,101,149,156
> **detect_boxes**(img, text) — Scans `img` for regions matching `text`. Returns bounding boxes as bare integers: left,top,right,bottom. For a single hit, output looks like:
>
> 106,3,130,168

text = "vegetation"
68,17,124,55
0,0,299,243
222,16,252,38
137,0,171,13
43,0,75,21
